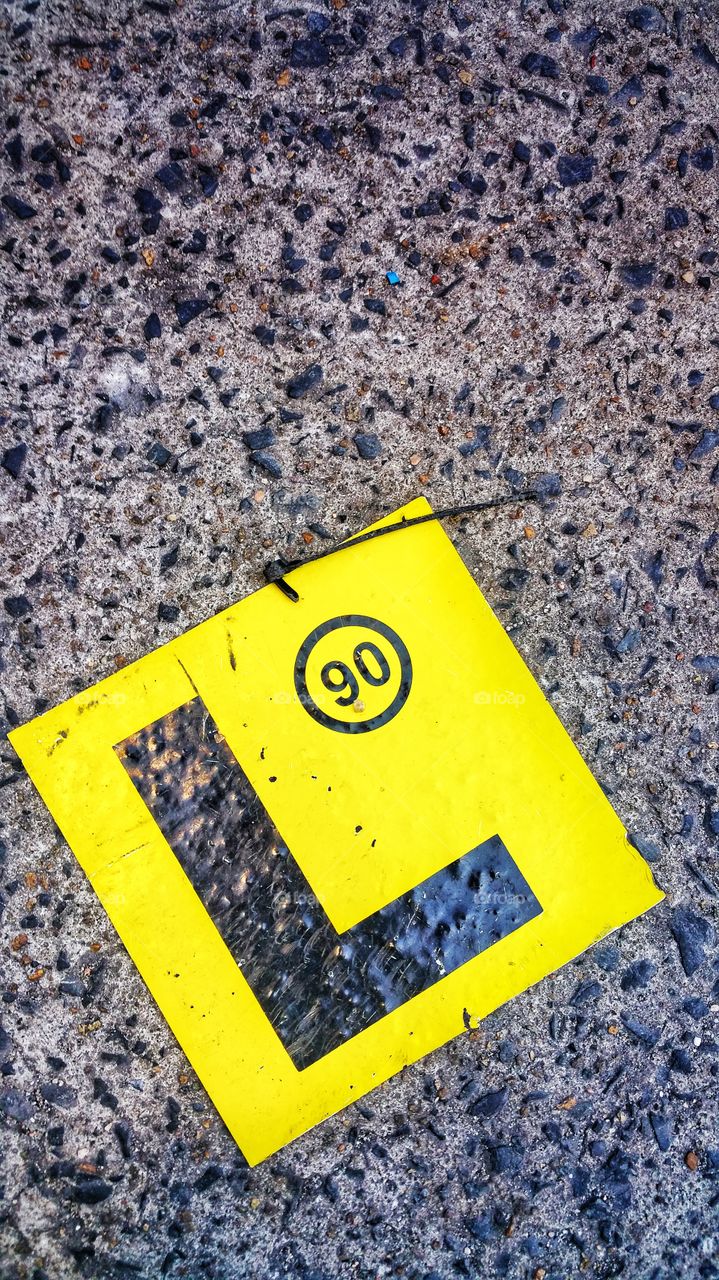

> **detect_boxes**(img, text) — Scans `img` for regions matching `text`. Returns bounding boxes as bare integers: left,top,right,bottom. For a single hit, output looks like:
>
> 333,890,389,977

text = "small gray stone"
353,432,382,460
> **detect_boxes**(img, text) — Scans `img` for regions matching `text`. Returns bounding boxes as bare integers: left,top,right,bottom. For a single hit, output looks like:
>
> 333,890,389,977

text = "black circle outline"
294,615,412,734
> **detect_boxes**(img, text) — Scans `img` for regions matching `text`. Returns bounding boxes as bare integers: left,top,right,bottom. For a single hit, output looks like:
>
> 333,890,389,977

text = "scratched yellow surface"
9,498,663,1165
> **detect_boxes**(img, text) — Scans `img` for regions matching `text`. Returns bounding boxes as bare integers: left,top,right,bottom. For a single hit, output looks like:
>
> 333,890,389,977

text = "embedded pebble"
670,907,712,976
353,432,382,460
1,444,27,479
286,364,324,399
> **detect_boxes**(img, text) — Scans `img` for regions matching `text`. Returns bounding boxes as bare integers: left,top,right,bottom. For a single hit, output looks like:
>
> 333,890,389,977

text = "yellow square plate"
9,498,662,1165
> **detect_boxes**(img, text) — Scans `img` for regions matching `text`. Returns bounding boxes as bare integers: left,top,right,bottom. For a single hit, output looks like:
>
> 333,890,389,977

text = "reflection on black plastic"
116,697,542,1070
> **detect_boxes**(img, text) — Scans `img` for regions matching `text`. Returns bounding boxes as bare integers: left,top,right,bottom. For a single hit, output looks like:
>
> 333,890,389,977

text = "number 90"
320,642,391,707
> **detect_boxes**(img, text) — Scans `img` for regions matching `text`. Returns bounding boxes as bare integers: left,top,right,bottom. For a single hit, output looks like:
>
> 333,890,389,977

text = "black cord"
263,491,539,601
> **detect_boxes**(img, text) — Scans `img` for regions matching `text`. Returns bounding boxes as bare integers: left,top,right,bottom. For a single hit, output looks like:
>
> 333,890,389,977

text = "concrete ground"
1,0,718,1276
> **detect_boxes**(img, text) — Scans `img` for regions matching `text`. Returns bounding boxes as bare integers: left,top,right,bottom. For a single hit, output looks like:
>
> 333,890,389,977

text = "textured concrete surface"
1,0,719,1276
